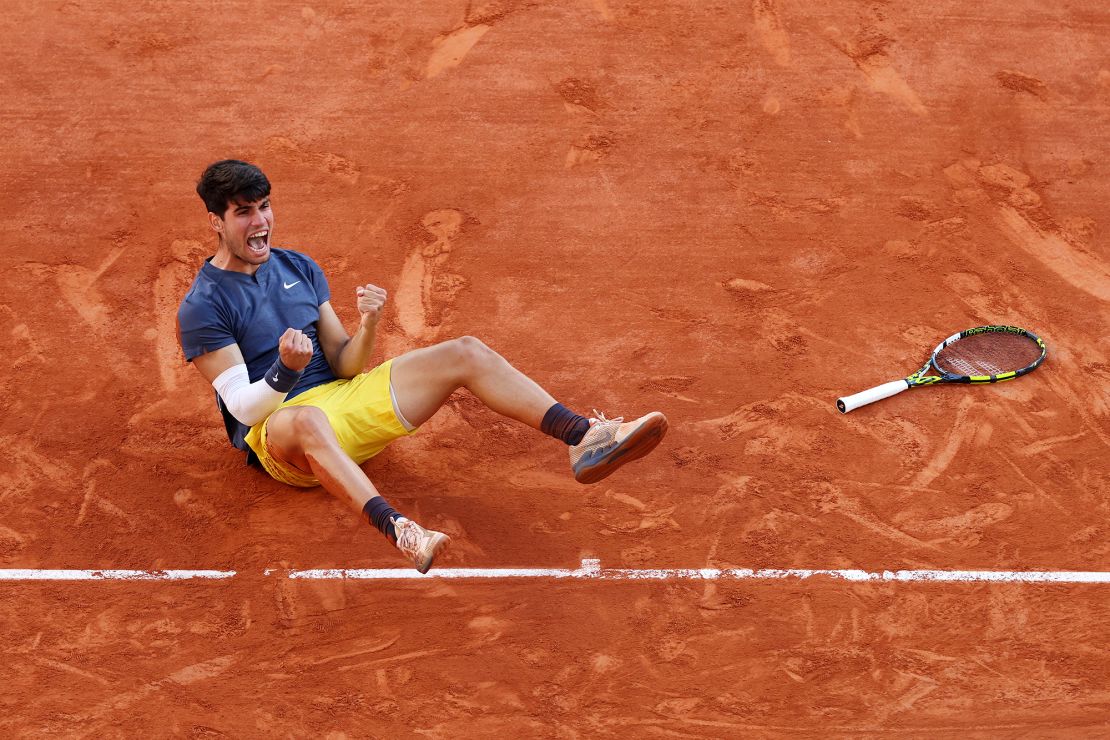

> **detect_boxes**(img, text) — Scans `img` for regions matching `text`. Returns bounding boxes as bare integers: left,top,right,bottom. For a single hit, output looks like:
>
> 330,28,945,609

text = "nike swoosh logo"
284,281,301,289
272,374,280,383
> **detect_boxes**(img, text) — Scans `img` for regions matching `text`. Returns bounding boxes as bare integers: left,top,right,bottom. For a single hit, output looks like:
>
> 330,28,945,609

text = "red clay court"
2,0,1109,736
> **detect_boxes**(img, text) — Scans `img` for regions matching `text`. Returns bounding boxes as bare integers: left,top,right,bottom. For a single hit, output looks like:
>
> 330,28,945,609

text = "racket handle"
836,380,909,413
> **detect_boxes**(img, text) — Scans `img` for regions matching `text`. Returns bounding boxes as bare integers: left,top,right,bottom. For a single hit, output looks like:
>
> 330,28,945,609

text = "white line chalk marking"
2,561,1110,583
0,570,236,581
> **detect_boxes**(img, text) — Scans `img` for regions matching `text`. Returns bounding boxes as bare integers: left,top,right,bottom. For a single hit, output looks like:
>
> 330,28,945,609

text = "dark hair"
196,160,271,217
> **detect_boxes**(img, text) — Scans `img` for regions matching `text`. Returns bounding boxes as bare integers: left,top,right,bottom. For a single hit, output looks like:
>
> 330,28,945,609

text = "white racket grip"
836,380,910,414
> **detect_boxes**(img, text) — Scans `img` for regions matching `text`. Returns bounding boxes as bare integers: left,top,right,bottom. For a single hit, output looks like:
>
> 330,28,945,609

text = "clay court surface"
2,0,1110,736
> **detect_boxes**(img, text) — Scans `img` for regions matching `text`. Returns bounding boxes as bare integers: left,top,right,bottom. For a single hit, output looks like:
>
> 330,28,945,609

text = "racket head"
921,325,1046,385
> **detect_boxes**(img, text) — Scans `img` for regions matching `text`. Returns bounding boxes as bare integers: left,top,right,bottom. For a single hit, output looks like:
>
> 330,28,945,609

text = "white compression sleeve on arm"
211,364,291,427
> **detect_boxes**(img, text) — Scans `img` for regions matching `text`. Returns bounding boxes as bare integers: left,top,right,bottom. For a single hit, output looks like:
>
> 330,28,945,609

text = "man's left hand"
356,284,387,329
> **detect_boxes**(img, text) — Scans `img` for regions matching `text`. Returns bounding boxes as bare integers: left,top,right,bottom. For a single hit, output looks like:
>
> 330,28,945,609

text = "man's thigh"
389,340,467,427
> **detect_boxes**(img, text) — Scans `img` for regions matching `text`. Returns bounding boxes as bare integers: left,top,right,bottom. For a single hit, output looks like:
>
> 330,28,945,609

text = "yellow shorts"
244,359,417,488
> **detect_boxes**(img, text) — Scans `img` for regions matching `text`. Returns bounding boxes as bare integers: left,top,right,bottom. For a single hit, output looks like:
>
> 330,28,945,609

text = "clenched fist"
278,327,313,371
356,284,387,329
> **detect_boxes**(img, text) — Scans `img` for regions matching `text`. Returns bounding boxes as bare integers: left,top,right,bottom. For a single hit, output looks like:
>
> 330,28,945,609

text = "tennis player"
177,160,668,573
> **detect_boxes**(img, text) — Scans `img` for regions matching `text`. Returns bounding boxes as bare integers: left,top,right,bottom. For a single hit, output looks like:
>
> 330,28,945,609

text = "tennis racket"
836,325,1047,413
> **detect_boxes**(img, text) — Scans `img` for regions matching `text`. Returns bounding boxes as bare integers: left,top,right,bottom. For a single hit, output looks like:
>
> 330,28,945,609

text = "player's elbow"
326,356,356,380
213,364,288,428
225,401,270,428
324,341,355,379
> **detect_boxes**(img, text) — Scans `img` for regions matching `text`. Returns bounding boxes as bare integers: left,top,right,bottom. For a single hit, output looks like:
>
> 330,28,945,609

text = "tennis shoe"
392,517,450,574
570,410,668,484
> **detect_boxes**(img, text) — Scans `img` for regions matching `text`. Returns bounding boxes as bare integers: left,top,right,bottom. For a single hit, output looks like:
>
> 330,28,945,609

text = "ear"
208,211,224,233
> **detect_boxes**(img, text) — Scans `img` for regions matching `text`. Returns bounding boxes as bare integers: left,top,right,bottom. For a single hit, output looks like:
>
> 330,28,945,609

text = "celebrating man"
177,160,667,573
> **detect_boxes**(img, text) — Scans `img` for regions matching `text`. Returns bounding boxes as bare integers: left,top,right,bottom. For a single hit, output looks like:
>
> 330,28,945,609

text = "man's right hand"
279,328,314,371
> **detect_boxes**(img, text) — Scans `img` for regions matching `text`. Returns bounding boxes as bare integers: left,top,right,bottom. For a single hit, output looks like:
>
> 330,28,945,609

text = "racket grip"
836,380,909,414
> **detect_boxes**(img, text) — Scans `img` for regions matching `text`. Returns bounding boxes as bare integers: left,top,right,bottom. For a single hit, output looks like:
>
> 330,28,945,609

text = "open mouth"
247,229,269,254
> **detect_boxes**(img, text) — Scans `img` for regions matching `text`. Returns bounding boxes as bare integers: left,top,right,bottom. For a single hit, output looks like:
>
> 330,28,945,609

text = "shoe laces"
392,517,423,557
570,409,623,465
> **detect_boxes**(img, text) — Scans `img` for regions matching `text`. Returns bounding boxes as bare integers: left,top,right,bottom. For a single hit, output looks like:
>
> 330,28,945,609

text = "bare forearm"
334,323,377,378
326,283,387,378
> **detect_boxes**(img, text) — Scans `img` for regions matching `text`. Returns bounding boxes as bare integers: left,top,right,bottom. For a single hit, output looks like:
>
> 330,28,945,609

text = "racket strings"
935,332,1042,376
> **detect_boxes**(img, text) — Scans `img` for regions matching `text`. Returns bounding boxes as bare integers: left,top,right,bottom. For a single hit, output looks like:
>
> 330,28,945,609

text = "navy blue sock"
541,403,591,446
363,497,402,543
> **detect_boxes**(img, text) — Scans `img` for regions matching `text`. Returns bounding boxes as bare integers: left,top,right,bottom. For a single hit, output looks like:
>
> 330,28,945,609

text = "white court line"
2,560,1110,583
0,570,236,581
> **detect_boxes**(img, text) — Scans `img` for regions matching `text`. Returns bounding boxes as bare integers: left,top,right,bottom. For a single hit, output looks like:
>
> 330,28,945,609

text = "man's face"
211,195,273,268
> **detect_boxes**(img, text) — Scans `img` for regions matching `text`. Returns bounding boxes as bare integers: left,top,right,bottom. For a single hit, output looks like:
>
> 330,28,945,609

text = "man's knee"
288,406,338,449
449,335,496,369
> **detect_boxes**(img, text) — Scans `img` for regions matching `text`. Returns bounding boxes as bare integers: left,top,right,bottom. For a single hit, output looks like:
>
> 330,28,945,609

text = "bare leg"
389,336,558,429
259,336,656,574
389,336,669,485
264,405,380,512
264,405,449,572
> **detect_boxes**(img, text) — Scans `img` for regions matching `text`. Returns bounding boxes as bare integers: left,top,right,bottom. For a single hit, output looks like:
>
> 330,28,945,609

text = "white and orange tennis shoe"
392,517,450,574
569,410,668,484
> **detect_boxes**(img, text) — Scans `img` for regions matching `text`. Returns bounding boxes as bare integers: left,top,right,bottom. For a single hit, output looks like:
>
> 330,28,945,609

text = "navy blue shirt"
178,248,337,453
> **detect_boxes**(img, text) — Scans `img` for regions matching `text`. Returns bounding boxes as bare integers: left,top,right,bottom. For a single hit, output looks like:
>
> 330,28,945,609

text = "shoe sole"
416,532,451,574
574,412,668,484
